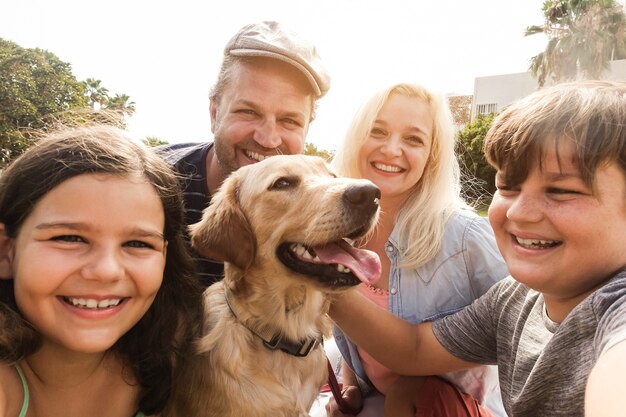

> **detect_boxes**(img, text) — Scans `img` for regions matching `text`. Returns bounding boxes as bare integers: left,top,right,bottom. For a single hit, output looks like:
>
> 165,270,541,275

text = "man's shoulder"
155,141,212,166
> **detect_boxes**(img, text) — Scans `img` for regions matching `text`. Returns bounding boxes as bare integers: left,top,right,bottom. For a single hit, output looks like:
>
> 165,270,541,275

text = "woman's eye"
370,128,386,137
405,135,423,145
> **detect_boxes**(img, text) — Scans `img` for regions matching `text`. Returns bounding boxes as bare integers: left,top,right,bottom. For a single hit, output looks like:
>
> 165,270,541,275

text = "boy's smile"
489,140,626,321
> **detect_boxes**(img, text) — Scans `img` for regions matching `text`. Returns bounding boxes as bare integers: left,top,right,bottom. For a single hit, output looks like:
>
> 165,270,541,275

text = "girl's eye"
51,235,85,243
124,240,155,249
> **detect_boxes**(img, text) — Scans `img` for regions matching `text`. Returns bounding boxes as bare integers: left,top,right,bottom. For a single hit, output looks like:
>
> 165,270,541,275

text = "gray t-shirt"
432,270,626,417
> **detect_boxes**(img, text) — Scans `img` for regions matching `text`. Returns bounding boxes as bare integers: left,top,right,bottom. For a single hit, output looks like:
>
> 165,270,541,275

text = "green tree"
455,113,497,207
0,38,88,167
447,95,473,127
525,0,626,86
304,142,334,161
143,136,169,147
83,78,109,110
107,93,136,117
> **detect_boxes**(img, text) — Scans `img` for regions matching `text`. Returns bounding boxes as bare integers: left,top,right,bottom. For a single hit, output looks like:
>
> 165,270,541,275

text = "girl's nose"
82,247,123,282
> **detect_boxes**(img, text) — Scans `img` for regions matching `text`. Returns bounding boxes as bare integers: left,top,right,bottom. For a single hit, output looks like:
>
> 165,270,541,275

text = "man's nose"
253,118,282,149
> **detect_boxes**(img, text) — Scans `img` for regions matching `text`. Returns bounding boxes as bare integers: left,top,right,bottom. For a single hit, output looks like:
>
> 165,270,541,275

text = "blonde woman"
327,84,507,417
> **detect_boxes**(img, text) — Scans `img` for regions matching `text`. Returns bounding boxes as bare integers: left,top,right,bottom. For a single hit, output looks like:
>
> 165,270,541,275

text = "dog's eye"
269,176,298,190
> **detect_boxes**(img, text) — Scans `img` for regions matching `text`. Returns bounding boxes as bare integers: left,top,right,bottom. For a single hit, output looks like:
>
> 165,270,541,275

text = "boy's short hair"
484,80,626,187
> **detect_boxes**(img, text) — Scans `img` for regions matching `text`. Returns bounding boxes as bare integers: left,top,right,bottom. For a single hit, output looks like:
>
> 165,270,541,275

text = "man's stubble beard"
213,135,239,180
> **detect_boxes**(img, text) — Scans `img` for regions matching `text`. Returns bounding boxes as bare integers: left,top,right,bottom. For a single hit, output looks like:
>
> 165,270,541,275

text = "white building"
471,59,626,120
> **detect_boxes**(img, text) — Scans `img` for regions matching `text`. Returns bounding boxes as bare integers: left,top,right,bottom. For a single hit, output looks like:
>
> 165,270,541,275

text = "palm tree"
106,93,136,117
83,78,109,109
525,0,626,86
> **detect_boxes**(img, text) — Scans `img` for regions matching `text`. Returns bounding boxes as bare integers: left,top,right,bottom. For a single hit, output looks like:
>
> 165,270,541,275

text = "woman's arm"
329,289,475,375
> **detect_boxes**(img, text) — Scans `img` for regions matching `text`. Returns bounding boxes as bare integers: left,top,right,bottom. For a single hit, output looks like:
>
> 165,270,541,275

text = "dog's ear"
189,175,256,270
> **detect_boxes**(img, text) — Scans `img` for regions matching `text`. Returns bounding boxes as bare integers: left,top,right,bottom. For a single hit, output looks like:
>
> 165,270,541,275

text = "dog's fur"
164,155,381,417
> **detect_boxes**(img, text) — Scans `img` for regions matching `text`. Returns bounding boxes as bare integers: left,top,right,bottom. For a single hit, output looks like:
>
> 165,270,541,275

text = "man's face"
210,59,313,180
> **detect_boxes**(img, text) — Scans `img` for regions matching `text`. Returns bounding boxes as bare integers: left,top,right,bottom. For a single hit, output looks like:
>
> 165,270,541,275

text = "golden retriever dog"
164,155,381,417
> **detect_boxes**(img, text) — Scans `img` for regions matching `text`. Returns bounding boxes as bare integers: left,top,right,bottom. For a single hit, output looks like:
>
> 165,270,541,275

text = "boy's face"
489,140,626,311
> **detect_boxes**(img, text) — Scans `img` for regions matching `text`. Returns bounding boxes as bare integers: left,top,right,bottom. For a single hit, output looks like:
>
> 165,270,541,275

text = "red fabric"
414,376,494,417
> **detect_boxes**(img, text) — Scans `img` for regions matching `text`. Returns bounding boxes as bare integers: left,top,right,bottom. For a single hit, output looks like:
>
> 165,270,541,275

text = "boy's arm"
585,339,626,416
329,289,477,376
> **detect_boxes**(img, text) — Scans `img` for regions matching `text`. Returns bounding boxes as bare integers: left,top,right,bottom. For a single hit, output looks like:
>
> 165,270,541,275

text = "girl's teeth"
68,297,122,309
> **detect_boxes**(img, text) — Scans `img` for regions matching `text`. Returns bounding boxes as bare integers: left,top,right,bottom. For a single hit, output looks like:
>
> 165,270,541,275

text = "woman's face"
358,93,433,204
6,173,167,355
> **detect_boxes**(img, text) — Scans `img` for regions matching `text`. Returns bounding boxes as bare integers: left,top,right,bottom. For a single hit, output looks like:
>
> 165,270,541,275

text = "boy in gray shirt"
330,80,626,417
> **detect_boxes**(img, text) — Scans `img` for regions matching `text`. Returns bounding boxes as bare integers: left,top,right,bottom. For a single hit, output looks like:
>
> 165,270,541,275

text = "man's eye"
283,118,302,127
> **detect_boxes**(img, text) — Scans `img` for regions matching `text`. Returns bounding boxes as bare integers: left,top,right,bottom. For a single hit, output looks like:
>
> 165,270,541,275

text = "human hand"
325,385,363,417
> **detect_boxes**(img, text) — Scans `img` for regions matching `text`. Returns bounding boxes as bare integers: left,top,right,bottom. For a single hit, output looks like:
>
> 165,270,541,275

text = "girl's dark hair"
484,80,626,189
0,124,204,414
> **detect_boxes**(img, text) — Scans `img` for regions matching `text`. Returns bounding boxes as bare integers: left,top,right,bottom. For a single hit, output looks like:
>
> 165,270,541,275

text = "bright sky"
2,0,548,151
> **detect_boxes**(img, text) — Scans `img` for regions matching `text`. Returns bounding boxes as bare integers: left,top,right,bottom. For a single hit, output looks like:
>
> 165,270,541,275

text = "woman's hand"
325,384,363,417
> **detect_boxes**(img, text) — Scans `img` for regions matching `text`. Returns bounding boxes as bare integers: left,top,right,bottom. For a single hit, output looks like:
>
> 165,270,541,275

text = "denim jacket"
333,210,508,416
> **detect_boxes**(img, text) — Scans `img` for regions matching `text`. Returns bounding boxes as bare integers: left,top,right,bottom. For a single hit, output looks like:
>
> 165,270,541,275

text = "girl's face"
358,94,433,204
6,173,166,354
489,140,626,313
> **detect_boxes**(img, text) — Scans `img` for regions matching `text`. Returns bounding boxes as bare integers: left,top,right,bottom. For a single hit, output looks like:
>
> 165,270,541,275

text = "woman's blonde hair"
332,83,470,268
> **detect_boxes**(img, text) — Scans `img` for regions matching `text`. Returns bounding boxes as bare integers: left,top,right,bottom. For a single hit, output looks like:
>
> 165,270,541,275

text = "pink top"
356,284,400,395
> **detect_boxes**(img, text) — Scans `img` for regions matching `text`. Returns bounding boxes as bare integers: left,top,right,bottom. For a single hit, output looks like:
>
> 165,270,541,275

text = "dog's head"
190,154,381,289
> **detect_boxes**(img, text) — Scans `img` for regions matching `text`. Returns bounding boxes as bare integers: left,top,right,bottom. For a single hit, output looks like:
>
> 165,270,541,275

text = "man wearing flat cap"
158,21,331,287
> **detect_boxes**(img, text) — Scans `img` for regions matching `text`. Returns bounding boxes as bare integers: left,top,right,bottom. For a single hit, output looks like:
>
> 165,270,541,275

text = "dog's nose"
343,183,381,211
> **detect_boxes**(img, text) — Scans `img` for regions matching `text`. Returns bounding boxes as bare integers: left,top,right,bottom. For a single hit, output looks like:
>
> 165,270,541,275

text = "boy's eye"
547,187,582,197
51,235,85,243
495,183,519,196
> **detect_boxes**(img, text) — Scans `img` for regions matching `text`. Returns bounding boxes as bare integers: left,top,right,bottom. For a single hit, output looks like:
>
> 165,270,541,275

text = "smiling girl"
0,125,203,417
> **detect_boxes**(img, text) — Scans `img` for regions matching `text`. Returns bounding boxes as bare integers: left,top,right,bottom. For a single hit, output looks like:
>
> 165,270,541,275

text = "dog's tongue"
313,240,381,285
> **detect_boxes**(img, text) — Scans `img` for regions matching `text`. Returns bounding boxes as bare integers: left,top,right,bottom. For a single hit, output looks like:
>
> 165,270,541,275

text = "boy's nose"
506,192,543,223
